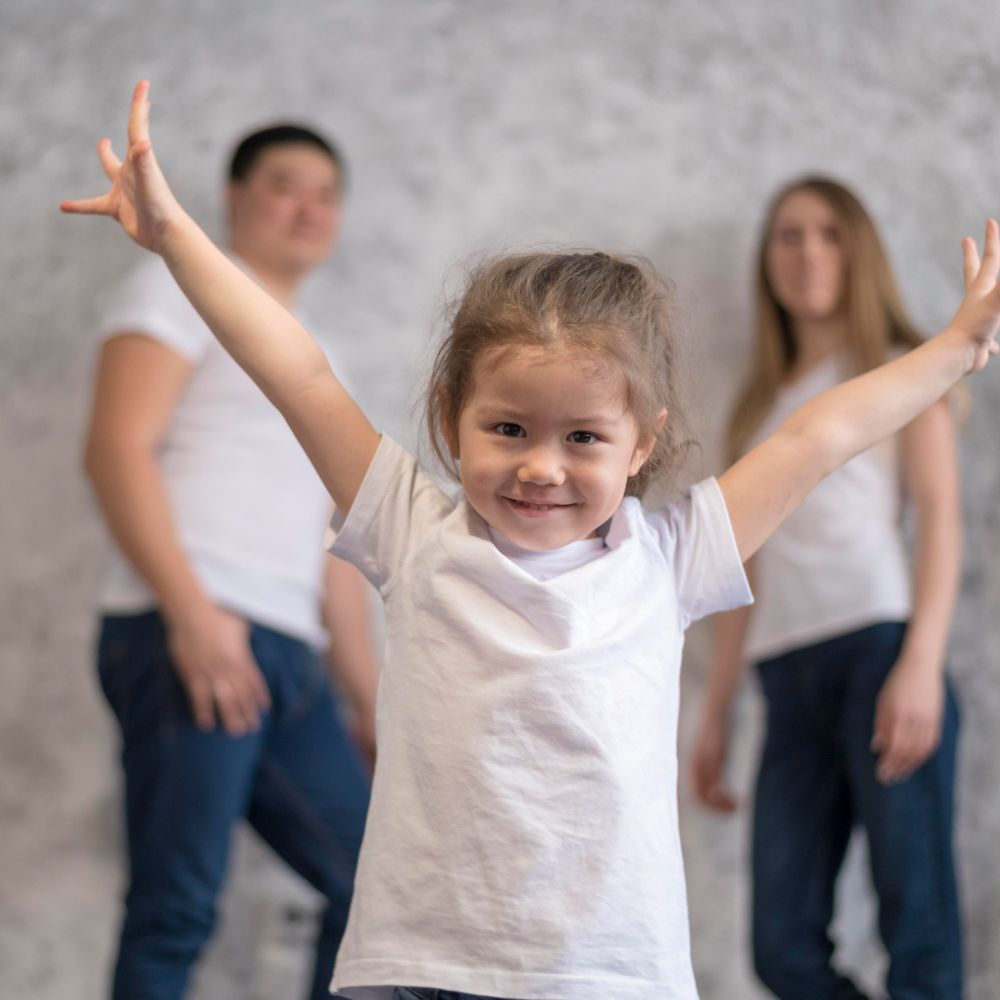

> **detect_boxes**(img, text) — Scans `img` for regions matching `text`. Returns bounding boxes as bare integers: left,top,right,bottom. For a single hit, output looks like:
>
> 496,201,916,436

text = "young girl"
63,84,1000,1000
691,178,966,999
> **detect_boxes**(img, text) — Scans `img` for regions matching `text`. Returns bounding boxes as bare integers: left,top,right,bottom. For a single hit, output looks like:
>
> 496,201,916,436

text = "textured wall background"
3,2,1000,998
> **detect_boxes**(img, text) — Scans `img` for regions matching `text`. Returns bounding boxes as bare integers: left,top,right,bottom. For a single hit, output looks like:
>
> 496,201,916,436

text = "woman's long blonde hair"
726,176,924,462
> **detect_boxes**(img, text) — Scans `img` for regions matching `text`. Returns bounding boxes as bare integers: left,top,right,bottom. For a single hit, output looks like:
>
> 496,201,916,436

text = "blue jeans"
751,622,962,1000
97,611,371,1000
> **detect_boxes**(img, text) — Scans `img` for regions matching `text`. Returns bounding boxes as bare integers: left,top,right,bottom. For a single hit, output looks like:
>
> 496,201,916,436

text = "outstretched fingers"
979,217,1000,284
128,80,151,149
97,138,121,181
60,193,111,215
962,237,979,290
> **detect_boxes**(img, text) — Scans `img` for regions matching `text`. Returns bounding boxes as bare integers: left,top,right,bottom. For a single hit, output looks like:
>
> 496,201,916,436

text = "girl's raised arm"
720,219,1000,562
61,82,379,514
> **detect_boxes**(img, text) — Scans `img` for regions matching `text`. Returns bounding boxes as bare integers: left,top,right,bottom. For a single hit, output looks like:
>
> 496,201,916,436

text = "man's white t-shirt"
328,436,752,1000
743,351,911,662
97,255,333,646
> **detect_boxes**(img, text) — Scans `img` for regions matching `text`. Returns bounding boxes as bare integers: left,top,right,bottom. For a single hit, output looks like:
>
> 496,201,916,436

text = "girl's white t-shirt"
743,351,912,662
328,436,752,1000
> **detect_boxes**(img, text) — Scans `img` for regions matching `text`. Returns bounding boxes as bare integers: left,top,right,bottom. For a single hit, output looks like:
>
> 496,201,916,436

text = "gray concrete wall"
3,2,999,997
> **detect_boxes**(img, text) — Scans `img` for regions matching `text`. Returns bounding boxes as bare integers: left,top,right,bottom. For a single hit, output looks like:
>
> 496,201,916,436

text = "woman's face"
765,189,846,326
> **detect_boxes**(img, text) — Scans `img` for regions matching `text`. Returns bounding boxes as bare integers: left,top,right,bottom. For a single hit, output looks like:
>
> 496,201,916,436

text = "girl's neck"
786,316,849,384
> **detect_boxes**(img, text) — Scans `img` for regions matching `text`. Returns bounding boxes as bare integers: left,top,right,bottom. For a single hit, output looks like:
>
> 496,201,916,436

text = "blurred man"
84,123,376,1000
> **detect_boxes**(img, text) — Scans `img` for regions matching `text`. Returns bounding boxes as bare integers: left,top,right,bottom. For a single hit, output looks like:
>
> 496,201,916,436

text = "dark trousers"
751,622,962,1000
97,611,371,1000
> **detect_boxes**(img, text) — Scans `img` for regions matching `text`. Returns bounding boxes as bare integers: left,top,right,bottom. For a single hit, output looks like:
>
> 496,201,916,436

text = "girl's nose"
517,446,565,486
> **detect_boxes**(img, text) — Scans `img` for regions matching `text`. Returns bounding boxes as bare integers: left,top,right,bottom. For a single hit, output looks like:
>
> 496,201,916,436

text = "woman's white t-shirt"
743,351,912,662
328,436,752,1000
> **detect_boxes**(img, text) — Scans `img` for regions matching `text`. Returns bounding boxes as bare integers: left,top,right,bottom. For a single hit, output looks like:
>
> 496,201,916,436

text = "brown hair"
425,250,690,497
726,176,924,462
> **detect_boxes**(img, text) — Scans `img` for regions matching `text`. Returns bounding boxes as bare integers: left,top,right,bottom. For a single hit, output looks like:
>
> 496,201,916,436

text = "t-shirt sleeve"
326,435,451,595
99,255,212,362
650,477,753,628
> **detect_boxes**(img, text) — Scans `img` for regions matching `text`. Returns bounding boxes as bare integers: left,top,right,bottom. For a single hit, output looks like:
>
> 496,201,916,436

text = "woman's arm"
871,399,962,783
720,222,999,562
63,82,379,514
691,563,755,812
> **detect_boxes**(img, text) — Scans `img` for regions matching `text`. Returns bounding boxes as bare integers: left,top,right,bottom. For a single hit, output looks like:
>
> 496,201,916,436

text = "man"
84,123,376,1000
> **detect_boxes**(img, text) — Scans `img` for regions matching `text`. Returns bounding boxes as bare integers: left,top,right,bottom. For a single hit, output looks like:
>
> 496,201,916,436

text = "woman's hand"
61,80,184,253
871,658,945,785
691,710,739,812
950,217,1000,373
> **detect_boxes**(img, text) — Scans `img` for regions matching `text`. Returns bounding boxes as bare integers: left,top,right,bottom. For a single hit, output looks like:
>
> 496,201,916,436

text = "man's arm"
322,555,380,764
85,333,270,734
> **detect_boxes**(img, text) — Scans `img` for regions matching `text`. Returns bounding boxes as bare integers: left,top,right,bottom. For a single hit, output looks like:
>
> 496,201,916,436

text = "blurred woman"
691,177,963,1000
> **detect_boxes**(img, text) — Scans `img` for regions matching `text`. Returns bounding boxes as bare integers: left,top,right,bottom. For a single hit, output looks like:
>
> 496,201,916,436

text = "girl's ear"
628,408,668,476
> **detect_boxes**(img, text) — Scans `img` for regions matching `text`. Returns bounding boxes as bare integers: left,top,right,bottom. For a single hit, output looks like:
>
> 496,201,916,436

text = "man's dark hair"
228,124,346,187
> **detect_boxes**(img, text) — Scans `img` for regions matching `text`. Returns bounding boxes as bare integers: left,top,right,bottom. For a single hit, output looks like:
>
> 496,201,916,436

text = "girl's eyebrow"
476,405,622,427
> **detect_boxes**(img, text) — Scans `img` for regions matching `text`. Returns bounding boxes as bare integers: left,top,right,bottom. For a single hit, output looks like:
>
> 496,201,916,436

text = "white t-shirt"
743,351,912,662
96,255,334,646
328,436,752,1000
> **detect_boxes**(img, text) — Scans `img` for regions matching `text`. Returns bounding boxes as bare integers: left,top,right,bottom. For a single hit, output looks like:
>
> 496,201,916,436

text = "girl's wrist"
938,322,981,377
156,206,196,261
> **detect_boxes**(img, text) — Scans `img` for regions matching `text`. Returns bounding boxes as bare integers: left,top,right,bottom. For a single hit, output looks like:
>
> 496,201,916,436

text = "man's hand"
167,603,271,736
871,658,945,785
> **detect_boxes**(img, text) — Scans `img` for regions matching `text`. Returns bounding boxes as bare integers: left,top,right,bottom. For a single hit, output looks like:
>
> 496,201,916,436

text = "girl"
691,177,965,999
63,84,1000,1000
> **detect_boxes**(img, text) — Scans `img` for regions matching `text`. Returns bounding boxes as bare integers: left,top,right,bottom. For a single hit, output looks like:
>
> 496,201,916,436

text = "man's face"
228,143,342,274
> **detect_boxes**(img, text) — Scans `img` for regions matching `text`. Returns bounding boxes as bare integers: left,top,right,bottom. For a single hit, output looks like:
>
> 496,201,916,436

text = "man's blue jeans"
751,622,962,1000
97,611,371,1000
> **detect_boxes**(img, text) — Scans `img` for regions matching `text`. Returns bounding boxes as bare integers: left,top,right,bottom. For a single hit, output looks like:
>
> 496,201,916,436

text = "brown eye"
495,423,525,438
774,228,802,247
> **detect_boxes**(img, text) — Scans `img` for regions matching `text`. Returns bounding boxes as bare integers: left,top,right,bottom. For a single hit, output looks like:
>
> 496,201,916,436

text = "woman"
691,177,964,1000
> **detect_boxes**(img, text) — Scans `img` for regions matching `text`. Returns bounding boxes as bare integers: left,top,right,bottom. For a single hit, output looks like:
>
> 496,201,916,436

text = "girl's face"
452,346,655,551
765,189,846,326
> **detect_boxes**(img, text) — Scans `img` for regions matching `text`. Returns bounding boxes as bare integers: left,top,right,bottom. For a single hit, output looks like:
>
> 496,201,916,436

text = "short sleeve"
326,436,452,596
99,255,212,362
649,477,753,627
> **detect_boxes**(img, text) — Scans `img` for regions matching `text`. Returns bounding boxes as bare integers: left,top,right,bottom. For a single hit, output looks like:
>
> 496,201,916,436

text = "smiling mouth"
504,497,575,514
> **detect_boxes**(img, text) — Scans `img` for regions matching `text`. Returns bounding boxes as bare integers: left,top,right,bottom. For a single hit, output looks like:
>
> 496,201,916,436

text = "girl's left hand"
871,659,945,784
951,218,1000,373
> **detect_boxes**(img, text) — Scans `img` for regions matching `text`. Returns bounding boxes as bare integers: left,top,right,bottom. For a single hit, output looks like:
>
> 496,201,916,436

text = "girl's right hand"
61,80,183,254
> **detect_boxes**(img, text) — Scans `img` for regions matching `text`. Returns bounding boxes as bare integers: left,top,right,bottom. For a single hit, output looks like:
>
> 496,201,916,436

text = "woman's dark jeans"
97,610,371,1000
752,622,962,1000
